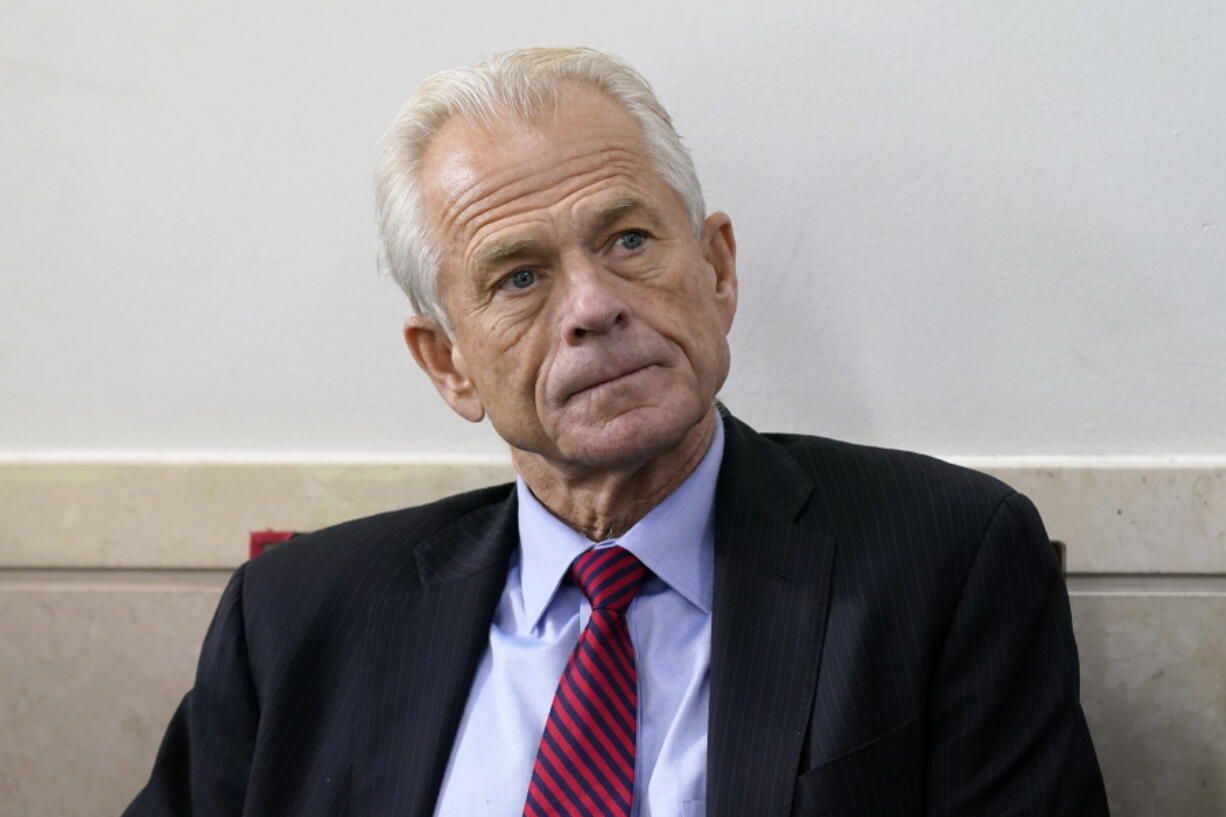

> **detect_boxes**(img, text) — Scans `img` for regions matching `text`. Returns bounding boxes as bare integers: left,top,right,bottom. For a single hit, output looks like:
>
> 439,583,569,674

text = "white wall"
3,0,1224,458
4,9,1225,814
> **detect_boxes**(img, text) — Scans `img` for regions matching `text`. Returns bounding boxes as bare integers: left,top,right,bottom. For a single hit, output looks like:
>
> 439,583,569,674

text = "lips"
563,361,657,400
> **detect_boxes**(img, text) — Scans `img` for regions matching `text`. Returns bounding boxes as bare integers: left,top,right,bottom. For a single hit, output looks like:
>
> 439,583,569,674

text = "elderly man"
126,48,1108,816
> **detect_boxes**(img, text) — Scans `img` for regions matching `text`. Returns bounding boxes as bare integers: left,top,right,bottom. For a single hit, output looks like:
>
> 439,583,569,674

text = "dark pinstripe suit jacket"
125,414,1108,816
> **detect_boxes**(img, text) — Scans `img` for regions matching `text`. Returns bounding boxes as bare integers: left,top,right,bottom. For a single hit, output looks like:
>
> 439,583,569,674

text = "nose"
559,261,630,344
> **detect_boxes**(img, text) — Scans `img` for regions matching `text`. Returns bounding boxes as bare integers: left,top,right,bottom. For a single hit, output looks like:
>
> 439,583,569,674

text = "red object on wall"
249,530,299,560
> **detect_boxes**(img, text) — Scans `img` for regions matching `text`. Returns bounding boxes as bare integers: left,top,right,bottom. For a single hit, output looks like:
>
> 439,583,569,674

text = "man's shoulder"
739,423,1021,548
241,481,514,605
732,413,1012,498
765,429,1013,500
739,424,1044,601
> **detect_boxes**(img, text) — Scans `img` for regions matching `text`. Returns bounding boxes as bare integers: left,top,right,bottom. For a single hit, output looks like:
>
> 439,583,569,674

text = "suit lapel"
707,416,837,817
348,415,833,817
352,493,518,817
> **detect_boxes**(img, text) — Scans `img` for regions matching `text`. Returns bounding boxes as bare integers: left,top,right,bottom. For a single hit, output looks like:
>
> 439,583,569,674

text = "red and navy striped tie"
523,545,649,817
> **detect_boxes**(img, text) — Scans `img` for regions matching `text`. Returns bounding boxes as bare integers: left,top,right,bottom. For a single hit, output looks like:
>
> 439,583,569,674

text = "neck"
512,407,719,541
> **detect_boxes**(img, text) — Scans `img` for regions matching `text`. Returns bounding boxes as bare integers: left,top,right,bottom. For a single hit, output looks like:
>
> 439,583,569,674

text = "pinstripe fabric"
123,413,1107,817
523,546,648,817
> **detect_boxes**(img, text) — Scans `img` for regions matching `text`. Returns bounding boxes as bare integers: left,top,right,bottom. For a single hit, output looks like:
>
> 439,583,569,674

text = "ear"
403,316,485,423
701,211,738,333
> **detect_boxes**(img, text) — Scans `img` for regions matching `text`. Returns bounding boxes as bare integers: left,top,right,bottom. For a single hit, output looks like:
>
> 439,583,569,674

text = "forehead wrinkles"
438,145,649,255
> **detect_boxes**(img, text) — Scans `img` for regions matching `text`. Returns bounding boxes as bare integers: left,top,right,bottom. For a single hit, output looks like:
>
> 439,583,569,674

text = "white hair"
374,47,706,333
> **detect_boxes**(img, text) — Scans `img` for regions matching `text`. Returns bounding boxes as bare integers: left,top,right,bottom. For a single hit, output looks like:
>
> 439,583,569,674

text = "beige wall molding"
2,460,1223,572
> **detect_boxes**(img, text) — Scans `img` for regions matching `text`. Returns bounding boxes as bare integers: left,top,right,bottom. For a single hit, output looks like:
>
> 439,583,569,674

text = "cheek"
650,275,725,362
468,320,549,406
459,304,531,364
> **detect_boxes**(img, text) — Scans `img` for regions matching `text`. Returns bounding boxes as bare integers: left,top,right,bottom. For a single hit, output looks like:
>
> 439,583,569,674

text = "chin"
553,399,708,470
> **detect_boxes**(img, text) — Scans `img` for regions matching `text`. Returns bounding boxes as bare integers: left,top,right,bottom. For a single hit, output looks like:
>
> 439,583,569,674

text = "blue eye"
506,269,536,289
616,230,647,251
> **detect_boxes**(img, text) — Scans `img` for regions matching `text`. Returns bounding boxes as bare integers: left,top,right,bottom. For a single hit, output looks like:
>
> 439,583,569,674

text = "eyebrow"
473,237,538,274
588,195,657,236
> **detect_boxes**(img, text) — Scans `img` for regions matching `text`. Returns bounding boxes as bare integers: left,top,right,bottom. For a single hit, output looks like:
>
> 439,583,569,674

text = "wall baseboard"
3,460,1222,572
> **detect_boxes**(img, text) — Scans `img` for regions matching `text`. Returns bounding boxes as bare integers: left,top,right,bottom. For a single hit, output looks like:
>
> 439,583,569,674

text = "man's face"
411,84,737,472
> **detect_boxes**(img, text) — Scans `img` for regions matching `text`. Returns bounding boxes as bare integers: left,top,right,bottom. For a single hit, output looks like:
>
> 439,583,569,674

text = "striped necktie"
523,545,649,817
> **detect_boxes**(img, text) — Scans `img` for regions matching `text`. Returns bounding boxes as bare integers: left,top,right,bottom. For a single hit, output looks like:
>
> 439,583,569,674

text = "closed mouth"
572,364,655,398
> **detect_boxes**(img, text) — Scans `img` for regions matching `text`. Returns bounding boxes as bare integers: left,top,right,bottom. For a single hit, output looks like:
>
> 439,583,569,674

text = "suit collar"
353,490,519,817
413,492,519,586
707,413,837,817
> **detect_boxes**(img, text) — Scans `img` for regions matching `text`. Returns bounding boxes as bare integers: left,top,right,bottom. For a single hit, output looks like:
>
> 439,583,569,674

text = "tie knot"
569,545,648,613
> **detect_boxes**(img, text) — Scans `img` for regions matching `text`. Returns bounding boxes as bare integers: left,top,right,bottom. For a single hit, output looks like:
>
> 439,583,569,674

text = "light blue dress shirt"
433,421,723,817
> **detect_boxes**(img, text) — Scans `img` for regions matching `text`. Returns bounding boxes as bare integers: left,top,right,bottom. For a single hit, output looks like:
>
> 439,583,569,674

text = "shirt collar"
517,418,724,630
